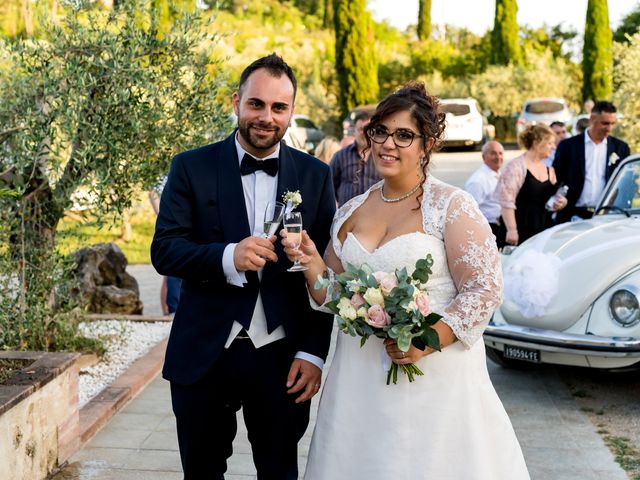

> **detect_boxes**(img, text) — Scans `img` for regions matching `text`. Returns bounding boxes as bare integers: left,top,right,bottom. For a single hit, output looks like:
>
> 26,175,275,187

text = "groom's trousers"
170,337,311,480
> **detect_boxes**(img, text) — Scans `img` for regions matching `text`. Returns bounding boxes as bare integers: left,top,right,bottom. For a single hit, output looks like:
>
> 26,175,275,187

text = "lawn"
57,193,156,265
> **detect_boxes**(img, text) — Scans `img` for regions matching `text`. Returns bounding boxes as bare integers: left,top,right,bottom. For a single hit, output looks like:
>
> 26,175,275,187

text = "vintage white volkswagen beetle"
485,154,640,369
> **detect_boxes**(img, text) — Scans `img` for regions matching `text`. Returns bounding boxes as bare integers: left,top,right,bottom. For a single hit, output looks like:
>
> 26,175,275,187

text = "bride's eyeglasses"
368,126,424,148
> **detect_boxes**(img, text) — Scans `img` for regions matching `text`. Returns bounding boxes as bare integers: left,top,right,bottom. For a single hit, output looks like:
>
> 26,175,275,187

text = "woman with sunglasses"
282,82,529,479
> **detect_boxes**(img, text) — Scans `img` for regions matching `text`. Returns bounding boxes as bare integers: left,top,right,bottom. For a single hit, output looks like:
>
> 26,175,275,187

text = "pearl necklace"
379,181,422,203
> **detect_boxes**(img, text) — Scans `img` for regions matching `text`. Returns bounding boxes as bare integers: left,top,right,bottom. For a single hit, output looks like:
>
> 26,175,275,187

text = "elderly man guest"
553,101,630,223
464,140,505,241
330,111,382,206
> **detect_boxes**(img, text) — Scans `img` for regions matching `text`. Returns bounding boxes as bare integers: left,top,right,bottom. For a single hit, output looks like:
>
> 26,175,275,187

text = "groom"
151,54,336,479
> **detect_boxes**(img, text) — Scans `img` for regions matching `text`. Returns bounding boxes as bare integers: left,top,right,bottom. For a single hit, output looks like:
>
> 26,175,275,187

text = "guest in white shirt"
464,140,504,242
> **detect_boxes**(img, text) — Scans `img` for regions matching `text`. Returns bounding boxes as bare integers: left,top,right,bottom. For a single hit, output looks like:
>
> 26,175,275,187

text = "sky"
368,0,639,35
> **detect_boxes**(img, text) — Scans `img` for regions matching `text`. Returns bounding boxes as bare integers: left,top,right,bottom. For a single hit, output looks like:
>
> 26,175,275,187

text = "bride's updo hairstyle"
364,81,446,206
365,81,446,170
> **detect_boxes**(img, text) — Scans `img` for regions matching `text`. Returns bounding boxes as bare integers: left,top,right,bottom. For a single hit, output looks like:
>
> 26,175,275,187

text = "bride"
282,82,530,479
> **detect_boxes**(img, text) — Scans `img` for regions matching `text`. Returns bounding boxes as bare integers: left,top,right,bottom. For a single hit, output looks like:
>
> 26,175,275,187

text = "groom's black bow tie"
240,153,279,177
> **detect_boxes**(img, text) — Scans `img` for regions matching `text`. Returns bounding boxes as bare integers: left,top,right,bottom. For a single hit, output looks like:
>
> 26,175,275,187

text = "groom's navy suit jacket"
151,132,336,386
553,131,630,223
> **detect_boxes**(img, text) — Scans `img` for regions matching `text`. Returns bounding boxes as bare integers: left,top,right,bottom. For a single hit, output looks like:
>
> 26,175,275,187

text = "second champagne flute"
263,201,285,238
284,211,308,272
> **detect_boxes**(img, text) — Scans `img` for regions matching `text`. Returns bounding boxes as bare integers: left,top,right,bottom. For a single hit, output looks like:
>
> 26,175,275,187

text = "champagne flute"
263,201,285,238
284,211,308,272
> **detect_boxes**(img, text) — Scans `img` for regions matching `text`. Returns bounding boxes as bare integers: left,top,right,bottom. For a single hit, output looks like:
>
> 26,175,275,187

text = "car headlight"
609,288,640,327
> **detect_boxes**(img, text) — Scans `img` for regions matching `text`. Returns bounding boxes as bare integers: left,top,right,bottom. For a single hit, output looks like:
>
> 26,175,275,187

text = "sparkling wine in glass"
263,201,285,238
284,211,308,272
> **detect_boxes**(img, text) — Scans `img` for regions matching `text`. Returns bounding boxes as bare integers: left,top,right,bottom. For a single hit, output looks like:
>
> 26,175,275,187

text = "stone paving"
53,265,628,480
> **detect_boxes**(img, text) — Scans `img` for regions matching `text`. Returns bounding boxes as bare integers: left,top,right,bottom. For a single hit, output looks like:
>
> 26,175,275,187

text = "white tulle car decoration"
484,154,640,370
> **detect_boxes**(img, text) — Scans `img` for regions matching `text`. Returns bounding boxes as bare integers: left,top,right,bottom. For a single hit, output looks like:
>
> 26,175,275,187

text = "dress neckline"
525,167,550,184
346,231,428,255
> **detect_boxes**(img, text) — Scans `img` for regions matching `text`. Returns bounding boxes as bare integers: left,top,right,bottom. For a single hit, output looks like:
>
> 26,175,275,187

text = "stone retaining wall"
0,351,79,480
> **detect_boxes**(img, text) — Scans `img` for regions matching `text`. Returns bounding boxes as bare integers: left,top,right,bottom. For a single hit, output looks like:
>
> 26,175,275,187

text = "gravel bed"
77,320,171,407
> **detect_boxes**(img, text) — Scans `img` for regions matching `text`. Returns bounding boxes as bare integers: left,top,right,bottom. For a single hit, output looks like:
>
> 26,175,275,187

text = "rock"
73,243,143,314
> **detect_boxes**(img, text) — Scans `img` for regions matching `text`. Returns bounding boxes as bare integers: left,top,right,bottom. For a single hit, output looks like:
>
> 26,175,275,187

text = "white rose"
363,287,385,306
338,297,358,320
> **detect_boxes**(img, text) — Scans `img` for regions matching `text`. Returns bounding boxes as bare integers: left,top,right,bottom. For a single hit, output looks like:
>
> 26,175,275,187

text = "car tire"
485,346,536,369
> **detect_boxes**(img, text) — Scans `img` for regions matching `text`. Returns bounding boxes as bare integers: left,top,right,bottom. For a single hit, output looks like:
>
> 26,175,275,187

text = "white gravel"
77,320,171,407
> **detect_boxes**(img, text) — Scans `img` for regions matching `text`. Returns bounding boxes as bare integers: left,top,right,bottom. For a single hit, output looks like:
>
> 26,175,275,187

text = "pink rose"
373,271,398,296
366,304,391,328
350,293,365,309
415,292,430,316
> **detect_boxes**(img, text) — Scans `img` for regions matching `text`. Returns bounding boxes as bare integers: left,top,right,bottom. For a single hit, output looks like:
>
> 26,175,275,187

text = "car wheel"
485,346,536,369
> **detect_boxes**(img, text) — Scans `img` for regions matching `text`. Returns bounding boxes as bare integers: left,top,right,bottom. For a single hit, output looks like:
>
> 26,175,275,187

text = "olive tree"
613,33,640,152
0,4,228,349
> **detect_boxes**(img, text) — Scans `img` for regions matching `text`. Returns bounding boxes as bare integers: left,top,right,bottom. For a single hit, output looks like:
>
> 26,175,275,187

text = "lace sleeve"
494,155,526,209
441,190,503,348
307,268,339,314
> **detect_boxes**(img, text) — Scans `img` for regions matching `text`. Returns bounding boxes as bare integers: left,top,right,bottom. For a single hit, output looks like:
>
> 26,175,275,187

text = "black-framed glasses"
368,126,424,148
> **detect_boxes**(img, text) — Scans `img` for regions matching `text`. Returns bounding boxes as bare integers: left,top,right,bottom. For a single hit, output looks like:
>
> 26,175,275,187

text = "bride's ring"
401,352,405,358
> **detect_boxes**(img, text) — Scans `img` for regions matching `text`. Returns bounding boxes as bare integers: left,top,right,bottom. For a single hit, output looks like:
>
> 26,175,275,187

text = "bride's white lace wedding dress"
304,177,530,480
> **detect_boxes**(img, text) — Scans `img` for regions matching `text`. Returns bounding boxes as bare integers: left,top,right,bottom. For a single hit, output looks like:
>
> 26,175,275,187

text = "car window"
294,118,317,129
600,161,640,212
441,104,471,116
525,101,564,114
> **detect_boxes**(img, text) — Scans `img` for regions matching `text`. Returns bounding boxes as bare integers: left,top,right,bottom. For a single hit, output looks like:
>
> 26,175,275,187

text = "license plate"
503,345,541,363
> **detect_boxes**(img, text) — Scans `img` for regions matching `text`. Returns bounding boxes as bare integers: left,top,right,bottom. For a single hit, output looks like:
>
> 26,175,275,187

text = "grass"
57,193,156,265
603,435,640,480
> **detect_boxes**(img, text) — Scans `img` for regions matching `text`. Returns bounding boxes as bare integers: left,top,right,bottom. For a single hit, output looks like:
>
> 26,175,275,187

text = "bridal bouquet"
316,256,442,384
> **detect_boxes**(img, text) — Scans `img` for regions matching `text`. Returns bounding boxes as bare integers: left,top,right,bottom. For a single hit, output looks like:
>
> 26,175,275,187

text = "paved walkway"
53,266,628,480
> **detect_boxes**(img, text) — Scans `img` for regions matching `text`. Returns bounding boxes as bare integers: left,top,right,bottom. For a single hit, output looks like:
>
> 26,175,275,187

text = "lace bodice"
329,176,503,348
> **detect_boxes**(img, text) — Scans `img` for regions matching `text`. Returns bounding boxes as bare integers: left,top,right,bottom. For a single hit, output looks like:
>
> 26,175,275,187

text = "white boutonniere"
282,190,302,214
608,152,620,167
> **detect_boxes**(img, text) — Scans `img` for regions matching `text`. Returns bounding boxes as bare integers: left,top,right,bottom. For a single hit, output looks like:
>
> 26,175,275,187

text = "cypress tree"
491,0,521,65
417,0,431,41
323,0,333,29
583,0,612,102
333,0,379,118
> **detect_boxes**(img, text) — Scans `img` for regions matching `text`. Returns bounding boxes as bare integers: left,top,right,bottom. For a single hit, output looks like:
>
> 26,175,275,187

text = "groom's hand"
234,236,278,271
286,359,322,403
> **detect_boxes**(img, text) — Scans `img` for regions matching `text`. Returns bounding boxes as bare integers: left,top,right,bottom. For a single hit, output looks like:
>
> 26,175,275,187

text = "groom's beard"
237,119,285,152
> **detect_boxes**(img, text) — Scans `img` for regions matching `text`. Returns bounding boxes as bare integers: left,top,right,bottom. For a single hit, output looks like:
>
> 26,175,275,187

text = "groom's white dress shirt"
576,129,607,208
220,135,323,369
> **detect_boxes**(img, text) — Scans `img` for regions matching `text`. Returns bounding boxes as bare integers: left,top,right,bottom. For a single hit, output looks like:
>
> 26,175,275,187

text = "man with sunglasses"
330,111,381,206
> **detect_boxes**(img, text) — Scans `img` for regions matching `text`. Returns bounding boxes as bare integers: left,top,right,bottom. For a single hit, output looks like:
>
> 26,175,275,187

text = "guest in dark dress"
494,124,568,246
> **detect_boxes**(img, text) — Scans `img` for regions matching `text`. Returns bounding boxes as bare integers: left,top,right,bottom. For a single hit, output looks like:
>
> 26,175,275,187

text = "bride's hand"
384,338,434,364
280,229,318,265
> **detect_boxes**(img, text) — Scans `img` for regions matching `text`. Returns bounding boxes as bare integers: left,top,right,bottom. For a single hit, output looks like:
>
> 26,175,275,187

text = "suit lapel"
217,133,251,242
577,132,586,183
605,138,616,179
276,143,301,209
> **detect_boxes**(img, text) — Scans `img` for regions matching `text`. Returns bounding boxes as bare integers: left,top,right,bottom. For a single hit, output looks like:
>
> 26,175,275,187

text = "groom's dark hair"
238,53,298,99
